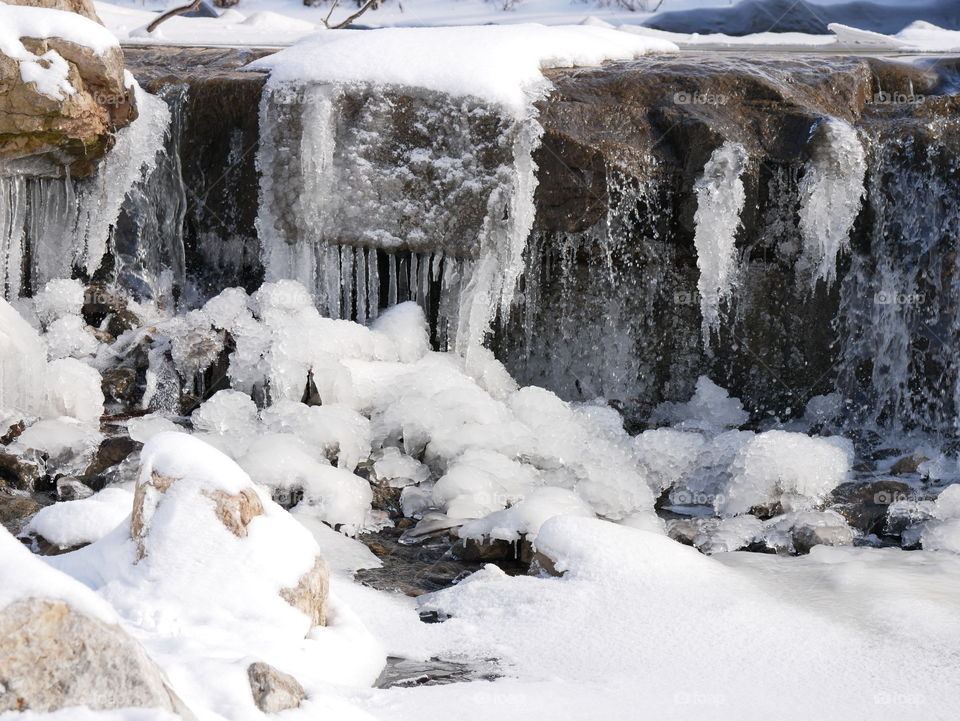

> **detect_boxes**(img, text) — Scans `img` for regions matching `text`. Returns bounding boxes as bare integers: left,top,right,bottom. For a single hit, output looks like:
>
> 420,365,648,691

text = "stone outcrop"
0,598,195,718
0,0,137,176
247,662,306,713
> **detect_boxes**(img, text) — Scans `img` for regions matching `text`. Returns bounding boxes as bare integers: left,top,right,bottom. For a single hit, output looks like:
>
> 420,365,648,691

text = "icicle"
367,249,380,320
341,244,354,319
356,247,368,323
388,254,398,307
0,177,26,299
410,253,419,303
693,141,749,347
797,118,867,286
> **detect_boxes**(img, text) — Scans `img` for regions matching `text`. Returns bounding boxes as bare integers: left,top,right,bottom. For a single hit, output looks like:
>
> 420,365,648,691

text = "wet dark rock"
106,309,142,339
247,662,305,714
56,477,94,502
82,283,127,327
0,421,25,446
101,368,139,407
452,536,533,566
0,452,43,492
84,437,142,485
375,656,499,689
891,455,931,476
0,489,41,534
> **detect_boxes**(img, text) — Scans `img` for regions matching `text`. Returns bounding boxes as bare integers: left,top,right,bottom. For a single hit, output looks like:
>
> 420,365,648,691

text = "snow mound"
248,24,677,114
650,376,748,432
922,484,960,553
24,487,133,550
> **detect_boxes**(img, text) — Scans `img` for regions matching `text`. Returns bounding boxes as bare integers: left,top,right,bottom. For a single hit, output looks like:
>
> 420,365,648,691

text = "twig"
323,0,342,27
146,0,202,33
328,0,378,29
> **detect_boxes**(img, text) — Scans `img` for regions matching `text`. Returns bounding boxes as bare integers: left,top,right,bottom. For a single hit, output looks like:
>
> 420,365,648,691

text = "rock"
452,536,534,565
101,367,139,406
247,662,306,713
82,282,127,327
84,435,142,482
106,309,142,339
891,454,931,476
0,421,25,446
830,480,911,534
0,452,43,492
0,13,138,176
130,467,328,626
278,556,330,628
0,489,40,534
56,476,94,501
131,471,264,559
0,598,196,718
791,514,857,555
6,0,102,23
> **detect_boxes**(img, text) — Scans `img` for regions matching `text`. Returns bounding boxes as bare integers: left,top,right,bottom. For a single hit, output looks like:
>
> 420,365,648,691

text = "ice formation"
797,118,867,285
692,142,749,345
922,484,960,553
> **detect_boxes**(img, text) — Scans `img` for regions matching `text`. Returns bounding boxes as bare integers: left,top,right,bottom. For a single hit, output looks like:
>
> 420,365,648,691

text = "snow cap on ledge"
248,24,678,114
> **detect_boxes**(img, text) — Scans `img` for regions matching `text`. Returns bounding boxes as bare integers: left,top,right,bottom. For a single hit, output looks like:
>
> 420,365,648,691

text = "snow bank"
406,515,960,721
248,24,677,114
24,487,133,549
0,525,117,624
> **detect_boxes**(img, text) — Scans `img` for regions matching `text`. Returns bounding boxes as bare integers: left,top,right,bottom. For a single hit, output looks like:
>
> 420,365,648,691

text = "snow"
458,486,594,544
922,485,960,553
650,376,749,432
720,430,853,516
0,525,118,624
0,4,118,100
248,24,677,113
0,710,180,721
49,432,386,720
24,487,134,549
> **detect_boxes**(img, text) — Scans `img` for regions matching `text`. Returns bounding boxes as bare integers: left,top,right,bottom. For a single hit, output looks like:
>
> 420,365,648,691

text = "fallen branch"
146,0,202,33
325,0,379,29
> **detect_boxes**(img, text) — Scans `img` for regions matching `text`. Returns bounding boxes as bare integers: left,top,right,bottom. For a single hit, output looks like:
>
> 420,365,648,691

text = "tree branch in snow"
323,0,379,29
146,0,202,33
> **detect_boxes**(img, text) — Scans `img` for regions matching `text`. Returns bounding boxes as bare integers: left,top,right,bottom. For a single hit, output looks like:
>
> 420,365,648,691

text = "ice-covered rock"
719,430,853,517
921,484,960,553
650,376,748,432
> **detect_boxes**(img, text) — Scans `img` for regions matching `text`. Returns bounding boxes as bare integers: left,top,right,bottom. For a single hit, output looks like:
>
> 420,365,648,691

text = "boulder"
0,598,195,717
247,661,306,713
130,466,329,627
0,2,137,176
0,489,40,533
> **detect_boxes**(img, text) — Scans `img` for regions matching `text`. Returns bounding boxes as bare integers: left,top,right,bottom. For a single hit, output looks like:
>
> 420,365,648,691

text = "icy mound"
248,24,677,114
922,484,960,553
0,298,104,424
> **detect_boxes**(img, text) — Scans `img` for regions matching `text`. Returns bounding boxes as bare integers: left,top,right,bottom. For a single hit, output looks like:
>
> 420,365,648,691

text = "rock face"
0,598,195,717
247,662,306,713
0,1,137,176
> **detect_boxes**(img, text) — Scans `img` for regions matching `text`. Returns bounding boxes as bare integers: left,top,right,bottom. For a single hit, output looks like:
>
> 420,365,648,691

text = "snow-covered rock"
0,527,195,718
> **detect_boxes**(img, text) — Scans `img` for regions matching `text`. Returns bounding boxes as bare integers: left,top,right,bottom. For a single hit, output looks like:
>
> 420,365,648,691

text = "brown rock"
0,489,40,534
247,662,306,713
0,598,196,718
891,454,931,476
279,556,330,628
205,488,265,537
101,367,138,406
0,7,137,176
0,452,43,492
84,435,141,480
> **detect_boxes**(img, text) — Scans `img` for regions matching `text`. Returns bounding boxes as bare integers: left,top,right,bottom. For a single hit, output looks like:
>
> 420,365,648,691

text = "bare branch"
328,0,378,29
146,0,202,33
322,0,342,27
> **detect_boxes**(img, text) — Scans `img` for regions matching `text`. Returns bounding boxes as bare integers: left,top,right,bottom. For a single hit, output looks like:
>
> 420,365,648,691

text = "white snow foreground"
21,432,385,721
370,515,960,721
247,24,677,114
